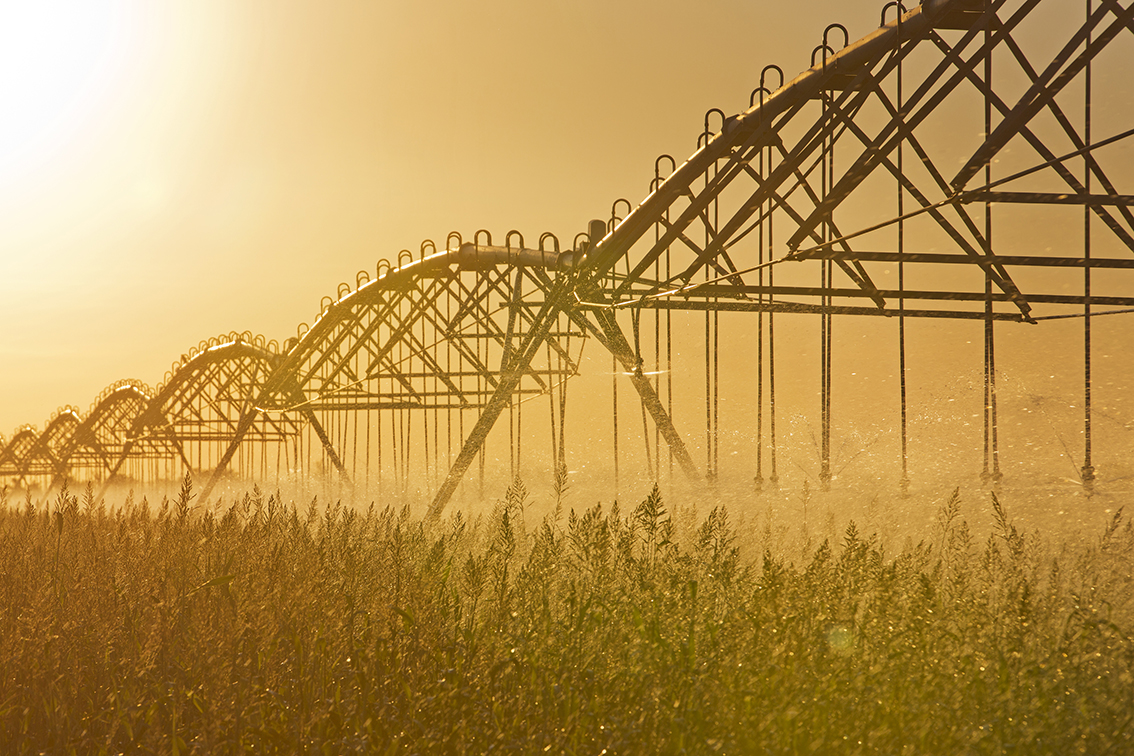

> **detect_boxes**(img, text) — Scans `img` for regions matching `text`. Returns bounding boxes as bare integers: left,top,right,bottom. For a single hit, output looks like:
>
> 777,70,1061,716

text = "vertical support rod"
704,240,713,480
634,310,654,478
825,90,834,491
612,231,621,493
1082,0,1095,491
767,136,779,488
516,273,524,481
548,340,557,475
988,18,1001,486
612,350,619,493
558,316,568,472
666,227,674,478
980,14,1001,486
897,21,910,496
654,222,662,481
756,149,765,491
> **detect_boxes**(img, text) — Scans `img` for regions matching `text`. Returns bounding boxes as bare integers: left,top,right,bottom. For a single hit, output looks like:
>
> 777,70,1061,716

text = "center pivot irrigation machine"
5,0,1134,516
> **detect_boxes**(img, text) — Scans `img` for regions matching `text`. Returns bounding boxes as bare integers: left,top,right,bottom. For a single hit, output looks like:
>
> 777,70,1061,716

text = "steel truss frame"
65,381,153,483
250,237,669,499
104,334,300,492
426,0,1134,513
3,0,1131,514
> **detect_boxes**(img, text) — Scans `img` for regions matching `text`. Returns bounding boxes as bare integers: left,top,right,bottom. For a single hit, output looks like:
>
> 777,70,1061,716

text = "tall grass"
1,476,1131,754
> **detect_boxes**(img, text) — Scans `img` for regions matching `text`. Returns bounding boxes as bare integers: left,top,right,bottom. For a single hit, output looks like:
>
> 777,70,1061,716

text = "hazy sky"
0,0,873,435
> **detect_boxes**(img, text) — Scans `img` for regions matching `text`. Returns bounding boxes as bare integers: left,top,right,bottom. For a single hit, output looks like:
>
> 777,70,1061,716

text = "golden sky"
0,0,867,434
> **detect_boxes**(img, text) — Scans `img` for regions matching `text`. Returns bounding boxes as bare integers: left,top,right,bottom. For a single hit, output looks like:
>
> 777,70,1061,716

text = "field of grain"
1,475,1132,754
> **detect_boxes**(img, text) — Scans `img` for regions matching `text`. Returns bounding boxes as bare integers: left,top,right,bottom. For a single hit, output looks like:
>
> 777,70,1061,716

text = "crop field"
1,476,1132,755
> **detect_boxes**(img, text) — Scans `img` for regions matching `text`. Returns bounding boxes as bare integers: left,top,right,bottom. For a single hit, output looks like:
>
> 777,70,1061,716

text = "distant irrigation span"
5,0,1134,516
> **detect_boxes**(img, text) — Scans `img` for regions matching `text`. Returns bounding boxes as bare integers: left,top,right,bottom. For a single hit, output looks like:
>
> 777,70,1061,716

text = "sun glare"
0,1,137,184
